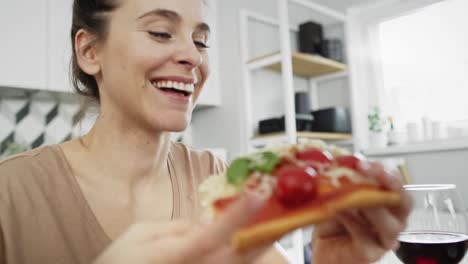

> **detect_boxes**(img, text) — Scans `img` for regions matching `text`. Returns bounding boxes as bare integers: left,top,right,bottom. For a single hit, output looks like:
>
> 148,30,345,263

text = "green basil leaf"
250,151,280,173
227,158,252,185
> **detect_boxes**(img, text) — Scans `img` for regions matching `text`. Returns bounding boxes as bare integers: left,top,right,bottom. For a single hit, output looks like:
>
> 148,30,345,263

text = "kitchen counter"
363,138,468,157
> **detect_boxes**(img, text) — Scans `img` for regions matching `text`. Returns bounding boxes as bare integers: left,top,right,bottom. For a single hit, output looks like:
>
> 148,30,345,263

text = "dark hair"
70,0,120,103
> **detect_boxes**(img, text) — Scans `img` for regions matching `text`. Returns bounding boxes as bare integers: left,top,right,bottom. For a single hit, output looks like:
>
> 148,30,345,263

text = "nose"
174,37,203,70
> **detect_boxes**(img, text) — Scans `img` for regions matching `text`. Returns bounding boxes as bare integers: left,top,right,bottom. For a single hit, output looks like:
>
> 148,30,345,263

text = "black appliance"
322,39,344,62
298,21,324,56
311,107,352,133
295,92,311,114
258,115,314,135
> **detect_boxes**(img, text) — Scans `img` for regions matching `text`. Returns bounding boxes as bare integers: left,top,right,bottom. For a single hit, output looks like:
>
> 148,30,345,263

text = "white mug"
406,122,421,142
431,121,444,139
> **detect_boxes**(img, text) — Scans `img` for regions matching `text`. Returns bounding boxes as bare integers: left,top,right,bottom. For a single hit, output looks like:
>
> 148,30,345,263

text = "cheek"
194,55,210,100
134,45,173,75
201,54,211,79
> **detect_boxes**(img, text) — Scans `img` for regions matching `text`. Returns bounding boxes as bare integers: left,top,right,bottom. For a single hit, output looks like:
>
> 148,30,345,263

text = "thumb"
204,193,265,244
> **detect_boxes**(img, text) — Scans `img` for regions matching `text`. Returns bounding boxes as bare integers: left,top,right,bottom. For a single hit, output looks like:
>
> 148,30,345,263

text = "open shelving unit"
248,51,347,77
239,0,351,263
240,2,351,150
250,131,352,148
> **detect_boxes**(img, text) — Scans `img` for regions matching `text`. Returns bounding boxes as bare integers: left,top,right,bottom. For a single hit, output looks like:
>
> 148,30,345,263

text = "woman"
0,0,412,263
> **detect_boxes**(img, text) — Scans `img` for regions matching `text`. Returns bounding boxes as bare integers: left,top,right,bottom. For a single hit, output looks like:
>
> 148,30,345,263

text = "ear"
74,29,101,76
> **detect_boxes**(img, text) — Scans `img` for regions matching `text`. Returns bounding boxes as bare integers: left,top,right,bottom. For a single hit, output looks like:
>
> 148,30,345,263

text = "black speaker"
322,39,344,62
298,21,324,55
295,92,311,114
258,115,314,135
311,107,352,133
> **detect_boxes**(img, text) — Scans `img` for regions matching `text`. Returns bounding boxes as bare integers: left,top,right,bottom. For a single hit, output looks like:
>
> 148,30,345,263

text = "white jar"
369,131,388,148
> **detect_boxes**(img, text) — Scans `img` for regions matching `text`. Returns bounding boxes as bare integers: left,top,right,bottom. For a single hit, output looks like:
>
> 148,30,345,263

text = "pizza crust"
232,188,401,252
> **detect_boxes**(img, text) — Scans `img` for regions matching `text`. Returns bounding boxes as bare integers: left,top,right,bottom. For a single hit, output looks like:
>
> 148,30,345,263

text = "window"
378,0,468,131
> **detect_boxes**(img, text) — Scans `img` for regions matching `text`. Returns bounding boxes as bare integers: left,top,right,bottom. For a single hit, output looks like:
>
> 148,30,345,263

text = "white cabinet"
0,0,48,90
0,0,72,92
0,0,221,107
47,0,74,93
196,0,221,107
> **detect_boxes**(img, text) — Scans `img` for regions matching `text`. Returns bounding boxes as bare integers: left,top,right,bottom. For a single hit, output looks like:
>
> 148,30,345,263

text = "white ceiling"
307,0,377,12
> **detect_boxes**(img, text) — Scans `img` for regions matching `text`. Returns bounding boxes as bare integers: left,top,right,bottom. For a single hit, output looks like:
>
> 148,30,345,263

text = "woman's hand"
93,194,271,264
312,161,413,263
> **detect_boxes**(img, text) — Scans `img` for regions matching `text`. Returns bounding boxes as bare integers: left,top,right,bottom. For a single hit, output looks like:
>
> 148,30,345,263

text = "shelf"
363,138,468,157
250,131,353,147
247,51,347,78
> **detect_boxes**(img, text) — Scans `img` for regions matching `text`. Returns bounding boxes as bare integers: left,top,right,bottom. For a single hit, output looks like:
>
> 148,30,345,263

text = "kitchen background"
2,0,468,263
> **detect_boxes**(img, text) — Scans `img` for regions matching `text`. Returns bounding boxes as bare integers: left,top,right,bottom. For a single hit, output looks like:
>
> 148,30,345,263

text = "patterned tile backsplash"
0,88,97,156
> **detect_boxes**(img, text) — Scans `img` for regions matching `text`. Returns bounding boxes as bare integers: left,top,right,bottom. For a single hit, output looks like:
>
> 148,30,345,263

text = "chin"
169,122,189,132
149,113,191,133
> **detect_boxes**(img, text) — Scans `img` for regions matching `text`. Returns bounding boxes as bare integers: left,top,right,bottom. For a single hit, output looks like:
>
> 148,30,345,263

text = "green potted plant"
1,142,30,158
368,106,388,148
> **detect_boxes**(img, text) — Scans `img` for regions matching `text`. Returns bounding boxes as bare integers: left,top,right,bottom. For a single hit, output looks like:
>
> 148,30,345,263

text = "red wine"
395,231,468,264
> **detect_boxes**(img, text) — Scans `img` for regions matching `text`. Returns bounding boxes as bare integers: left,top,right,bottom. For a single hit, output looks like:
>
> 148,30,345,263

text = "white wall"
370,148,468,209
191,0,350,160
405,150,468,206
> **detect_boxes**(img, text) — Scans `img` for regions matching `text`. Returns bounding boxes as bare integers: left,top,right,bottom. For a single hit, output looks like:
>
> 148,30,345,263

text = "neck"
80,112,172,187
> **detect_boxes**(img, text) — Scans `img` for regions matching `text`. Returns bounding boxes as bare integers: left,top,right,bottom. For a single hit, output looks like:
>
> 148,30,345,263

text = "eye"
148,31,172,40
194,41,210,49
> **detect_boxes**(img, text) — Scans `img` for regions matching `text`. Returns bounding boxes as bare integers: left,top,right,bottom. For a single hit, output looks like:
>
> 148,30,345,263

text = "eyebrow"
137,8,211,34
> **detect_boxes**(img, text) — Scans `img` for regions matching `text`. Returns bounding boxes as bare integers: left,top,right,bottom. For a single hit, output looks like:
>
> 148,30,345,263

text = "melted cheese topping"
198,139,370,219
198,174,239,219
324,167,378,187
296,139,327,151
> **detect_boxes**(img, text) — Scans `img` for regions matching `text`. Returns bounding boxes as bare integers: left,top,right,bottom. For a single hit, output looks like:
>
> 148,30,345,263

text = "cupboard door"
197,0,221,107
0,0,47,90
47,0,74,93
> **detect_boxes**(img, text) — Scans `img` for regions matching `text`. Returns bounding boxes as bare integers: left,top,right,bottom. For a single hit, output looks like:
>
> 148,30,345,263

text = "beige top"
0,142,226,264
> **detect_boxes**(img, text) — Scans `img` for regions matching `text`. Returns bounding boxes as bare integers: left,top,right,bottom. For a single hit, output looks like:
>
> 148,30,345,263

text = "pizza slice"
198,140,402,253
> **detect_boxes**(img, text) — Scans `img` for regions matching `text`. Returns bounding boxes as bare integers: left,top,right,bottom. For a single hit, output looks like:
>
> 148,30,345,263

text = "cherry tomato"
296,149,332,164
335,155,363,170
276,165,318,207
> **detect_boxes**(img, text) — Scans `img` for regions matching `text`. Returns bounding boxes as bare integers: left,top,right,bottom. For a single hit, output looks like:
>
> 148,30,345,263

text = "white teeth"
184,84,194,93
152,80,194,94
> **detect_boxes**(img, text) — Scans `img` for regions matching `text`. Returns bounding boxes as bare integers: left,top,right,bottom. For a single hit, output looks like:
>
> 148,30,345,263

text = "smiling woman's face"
92,0,210,132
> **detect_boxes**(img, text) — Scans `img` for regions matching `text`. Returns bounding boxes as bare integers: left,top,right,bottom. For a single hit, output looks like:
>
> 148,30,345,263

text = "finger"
232,245,270,264
337,212,387,263
358,161,385,179
203,193,265,244
362,208,403,250
359,161,412,231
359,161,404,191
391,187,413,223
131,221,193,241
380,168,404,191
204,244,270,264
313,219,347,238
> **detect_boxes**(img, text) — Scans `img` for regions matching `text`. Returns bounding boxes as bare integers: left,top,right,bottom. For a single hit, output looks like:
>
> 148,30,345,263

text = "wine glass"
394,184,468,264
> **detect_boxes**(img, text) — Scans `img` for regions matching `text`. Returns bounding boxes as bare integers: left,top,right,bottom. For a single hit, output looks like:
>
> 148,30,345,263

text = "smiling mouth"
151,80,194,97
